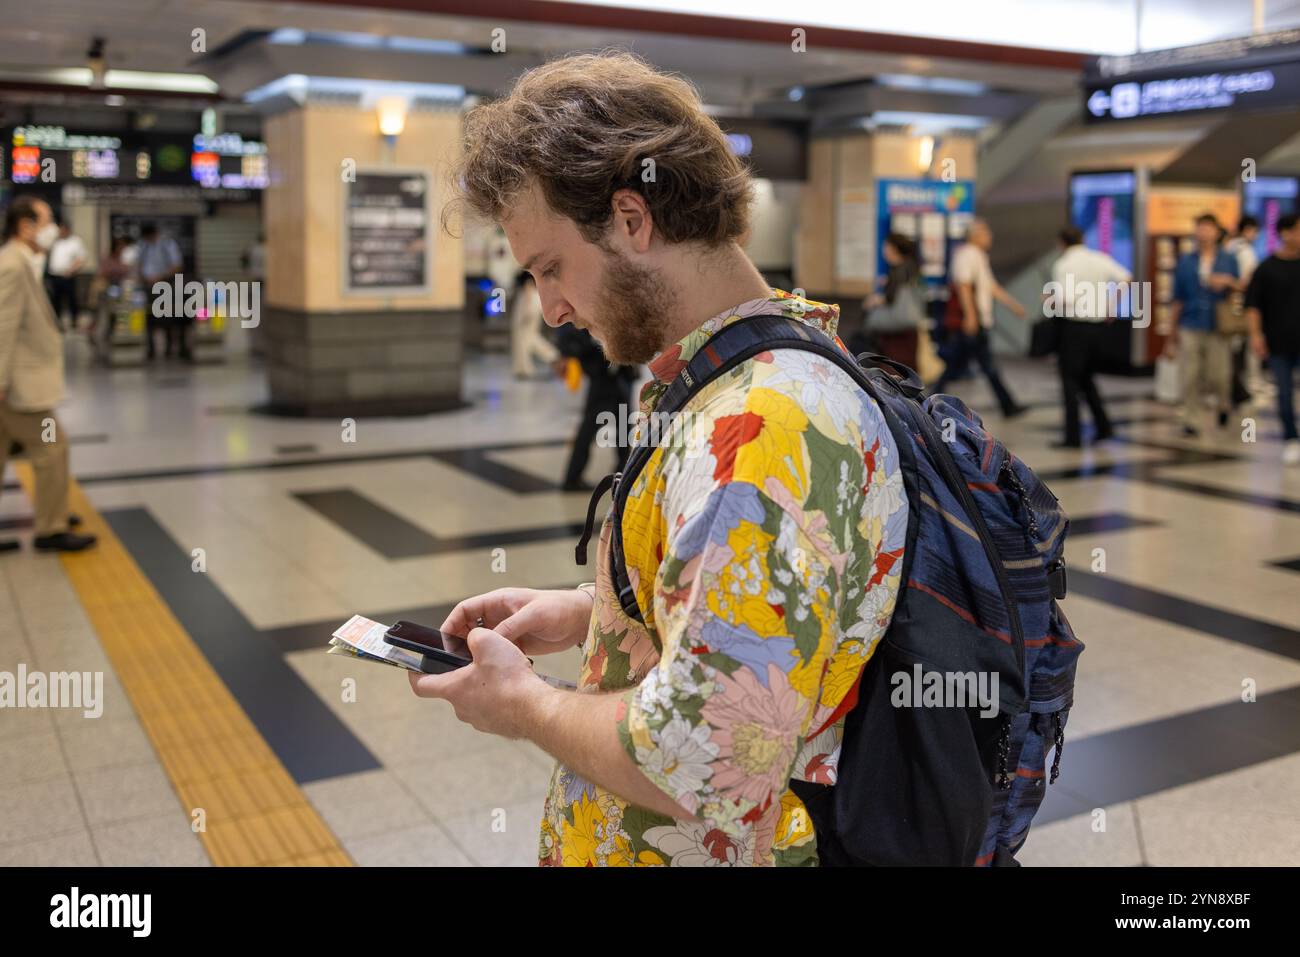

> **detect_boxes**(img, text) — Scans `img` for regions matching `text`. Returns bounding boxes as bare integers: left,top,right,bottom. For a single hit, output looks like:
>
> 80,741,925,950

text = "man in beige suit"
0,196,96,552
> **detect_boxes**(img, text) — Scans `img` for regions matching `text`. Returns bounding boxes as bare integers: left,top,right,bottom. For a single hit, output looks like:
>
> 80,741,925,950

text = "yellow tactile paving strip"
15,464,353,866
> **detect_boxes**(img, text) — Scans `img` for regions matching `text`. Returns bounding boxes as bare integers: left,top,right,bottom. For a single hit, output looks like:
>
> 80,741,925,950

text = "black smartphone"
384,621,472,675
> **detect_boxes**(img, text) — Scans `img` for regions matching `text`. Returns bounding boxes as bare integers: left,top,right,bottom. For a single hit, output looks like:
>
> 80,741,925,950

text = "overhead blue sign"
1084,60,1300,122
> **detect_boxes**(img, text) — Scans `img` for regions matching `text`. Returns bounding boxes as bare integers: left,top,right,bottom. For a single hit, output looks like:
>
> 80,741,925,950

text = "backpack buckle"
856,353,925,398
1047,558,1067,600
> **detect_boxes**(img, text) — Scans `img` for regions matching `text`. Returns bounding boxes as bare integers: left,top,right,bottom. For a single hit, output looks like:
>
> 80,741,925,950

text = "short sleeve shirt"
538,290,908,866
950,243,995,328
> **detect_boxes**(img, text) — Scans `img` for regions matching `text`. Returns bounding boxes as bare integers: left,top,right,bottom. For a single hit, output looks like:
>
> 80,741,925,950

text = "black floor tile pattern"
294,488,585,559
103,507,381,784
3,438,569,494
1038,685,1300,826
1065,513,1162,536
1068,569,1300,662
90,431,1300,827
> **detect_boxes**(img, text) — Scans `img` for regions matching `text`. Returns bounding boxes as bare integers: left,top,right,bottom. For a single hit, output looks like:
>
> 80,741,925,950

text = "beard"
587,247,678,365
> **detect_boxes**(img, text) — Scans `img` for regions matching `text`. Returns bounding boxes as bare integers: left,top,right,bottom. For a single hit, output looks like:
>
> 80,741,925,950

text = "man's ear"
610,188,653,253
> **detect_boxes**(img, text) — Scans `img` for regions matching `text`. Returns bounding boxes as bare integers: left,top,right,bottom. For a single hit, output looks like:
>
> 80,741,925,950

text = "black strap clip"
574,471,617,566
1047,558,1067,600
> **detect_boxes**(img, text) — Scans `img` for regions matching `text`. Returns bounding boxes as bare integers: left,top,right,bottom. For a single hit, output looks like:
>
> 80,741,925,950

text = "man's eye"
542,264,558,278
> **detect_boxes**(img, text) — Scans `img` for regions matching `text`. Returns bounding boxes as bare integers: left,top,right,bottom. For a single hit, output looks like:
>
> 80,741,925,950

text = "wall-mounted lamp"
917,135,935,174
376,96,408,138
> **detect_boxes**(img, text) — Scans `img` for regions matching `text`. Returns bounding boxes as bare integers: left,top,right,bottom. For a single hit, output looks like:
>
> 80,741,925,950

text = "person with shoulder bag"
865,233,925,370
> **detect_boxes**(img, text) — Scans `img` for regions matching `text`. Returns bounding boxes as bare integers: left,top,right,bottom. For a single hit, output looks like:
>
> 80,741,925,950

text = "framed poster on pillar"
342,168,432,297
876,179,975,288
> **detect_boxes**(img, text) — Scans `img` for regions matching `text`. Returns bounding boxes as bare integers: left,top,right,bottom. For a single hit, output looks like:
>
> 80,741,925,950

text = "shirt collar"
639,288,840,414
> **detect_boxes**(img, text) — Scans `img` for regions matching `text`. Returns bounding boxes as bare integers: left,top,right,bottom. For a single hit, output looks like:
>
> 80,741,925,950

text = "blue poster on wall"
876,179,976,288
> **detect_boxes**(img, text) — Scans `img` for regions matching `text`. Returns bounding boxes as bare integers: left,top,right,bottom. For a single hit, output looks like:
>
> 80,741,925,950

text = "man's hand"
441,586,592,656
408,628,549,738
1251,332,1269,360
961,315,979,336
1009,300,1028,320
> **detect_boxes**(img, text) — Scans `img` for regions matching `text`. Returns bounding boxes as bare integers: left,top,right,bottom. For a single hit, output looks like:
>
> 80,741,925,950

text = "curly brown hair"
447,51,752,247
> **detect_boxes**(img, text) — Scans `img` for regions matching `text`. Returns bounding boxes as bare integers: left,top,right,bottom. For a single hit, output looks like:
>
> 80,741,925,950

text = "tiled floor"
2,334,1298,865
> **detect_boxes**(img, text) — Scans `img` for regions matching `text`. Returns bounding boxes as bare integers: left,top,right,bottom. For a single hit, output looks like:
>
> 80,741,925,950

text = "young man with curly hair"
409,52,907,867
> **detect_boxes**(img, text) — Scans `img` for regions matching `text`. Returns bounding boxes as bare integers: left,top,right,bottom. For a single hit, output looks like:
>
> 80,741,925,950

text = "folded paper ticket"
328,615,424,672
328,614,576,689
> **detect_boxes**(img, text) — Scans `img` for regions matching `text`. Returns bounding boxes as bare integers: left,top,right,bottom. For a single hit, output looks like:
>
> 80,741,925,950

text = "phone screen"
385,621,470,660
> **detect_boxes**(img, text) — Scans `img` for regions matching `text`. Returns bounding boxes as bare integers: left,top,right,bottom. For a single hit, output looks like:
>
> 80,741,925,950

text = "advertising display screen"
1069,170,1137,273
1242,176,1299,259
5,126,267,191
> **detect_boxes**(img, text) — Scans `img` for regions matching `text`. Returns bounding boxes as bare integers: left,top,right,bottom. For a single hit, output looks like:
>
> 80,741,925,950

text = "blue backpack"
576,314,1084,866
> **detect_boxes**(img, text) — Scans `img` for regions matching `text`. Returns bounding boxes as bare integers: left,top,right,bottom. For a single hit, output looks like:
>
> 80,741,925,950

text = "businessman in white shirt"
45,221,87,332
1050,226,1130,447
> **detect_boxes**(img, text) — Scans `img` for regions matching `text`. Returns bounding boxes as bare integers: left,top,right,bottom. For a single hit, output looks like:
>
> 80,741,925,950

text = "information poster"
836,187,875,284
344,169,430,295
876,179,975,286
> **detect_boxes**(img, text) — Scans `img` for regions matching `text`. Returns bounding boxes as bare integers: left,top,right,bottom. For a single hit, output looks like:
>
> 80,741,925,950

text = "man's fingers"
408,669,455,700
439,588,521,636
494,601,545,643
495,603,556,656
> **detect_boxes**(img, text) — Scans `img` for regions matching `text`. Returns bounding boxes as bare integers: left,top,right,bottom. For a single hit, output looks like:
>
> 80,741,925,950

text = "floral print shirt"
539,290,908,866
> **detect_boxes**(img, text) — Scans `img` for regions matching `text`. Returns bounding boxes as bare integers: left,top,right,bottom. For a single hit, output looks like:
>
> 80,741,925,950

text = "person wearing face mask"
0,196,97,553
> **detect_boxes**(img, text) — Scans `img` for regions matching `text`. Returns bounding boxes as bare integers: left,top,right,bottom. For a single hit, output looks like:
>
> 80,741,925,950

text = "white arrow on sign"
1087,89,1111,117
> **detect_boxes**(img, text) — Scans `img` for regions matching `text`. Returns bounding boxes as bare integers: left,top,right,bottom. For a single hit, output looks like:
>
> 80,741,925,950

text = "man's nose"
539,291,572,328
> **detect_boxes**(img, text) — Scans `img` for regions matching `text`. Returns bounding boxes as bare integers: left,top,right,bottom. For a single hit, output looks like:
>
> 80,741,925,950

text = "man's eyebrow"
520,251,548,272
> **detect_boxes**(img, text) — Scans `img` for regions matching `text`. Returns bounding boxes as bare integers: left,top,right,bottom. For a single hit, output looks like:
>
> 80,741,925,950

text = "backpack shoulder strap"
595,313,921,623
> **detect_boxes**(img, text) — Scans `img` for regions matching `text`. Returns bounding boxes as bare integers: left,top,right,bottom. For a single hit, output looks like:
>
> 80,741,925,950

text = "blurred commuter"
0,196,96,553
1245,213,1300,465
510,274,559,378
1226,216,1261,283
98,235,134,286
45,220,87,332
88,236,134,352
241,233,266,282
1167,213,1239,436
136,222,186,361
933,218,1028,417
485,226,517,300
1225,216,1261,407
865,232,924,369
554,324,634,491
1050,226,1128,447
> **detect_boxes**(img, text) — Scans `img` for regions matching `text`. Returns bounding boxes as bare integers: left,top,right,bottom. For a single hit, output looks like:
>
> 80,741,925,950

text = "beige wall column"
261,102,465,415
796,131,978,307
